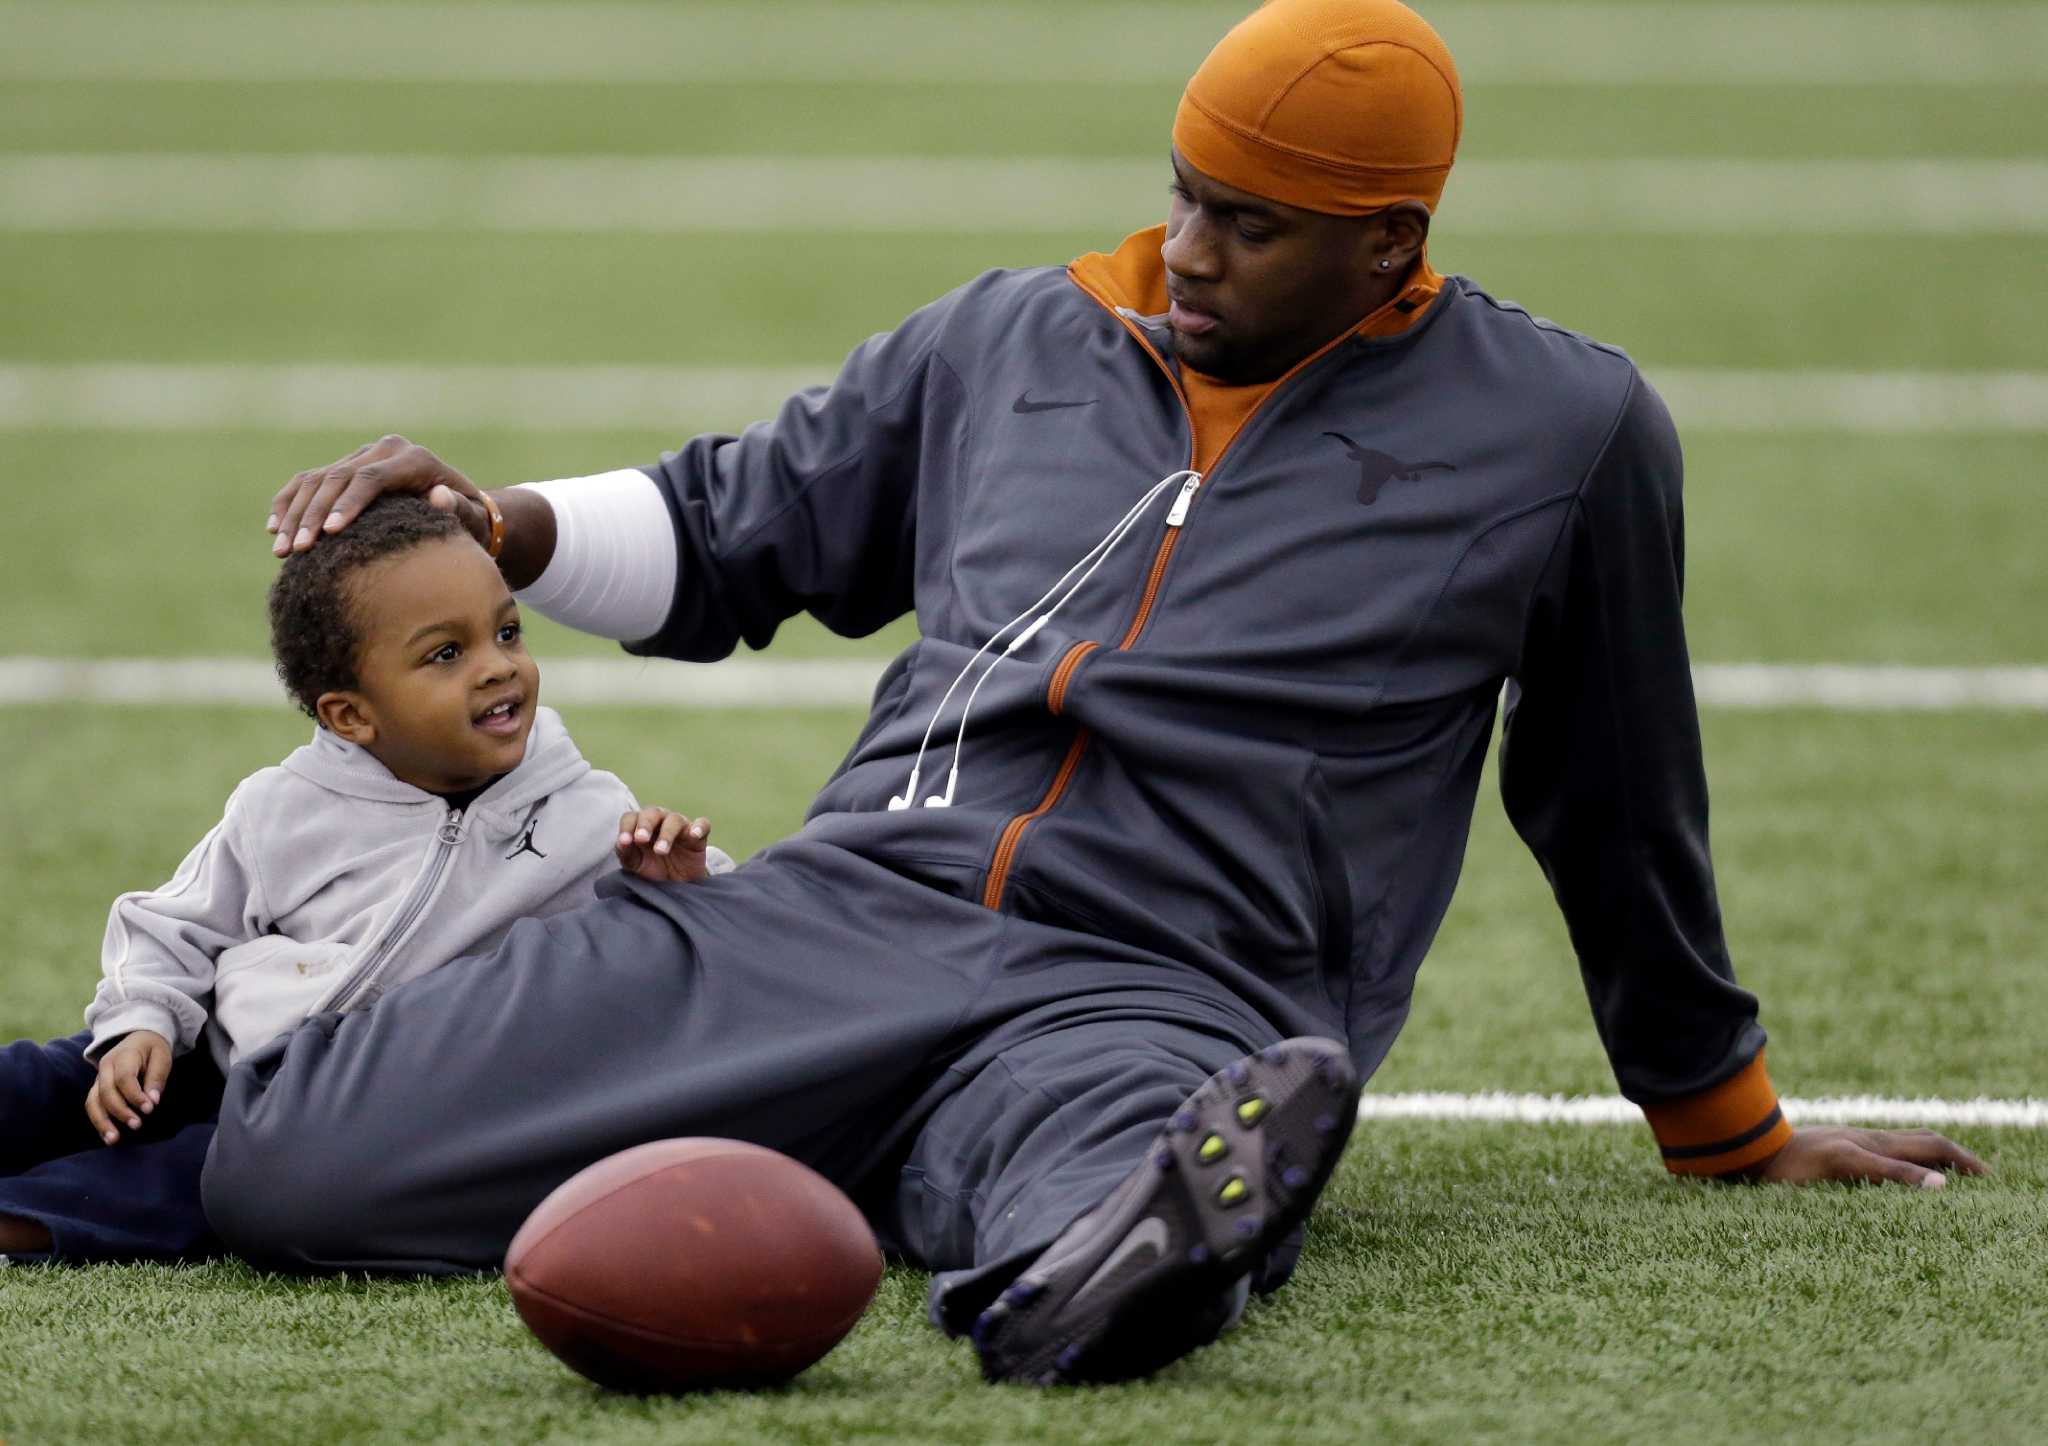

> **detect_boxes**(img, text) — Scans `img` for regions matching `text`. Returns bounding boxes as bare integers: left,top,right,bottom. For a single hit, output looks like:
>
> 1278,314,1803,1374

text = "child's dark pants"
0,1030,222,1263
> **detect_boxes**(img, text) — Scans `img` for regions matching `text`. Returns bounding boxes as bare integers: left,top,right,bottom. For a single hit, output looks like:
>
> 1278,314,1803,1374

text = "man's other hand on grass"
1752,1126,1989,1189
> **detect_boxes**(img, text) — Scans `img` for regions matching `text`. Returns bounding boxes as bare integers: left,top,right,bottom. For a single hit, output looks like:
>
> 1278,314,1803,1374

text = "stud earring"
1377,258,1392,271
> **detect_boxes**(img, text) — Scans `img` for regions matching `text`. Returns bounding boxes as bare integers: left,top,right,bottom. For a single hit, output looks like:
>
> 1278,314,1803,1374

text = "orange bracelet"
478,489,505,560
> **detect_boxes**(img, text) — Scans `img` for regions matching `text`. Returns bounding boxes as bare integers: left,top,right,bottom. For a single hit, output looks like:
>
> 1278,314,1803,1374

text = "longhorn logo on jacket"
1323,432,1457,505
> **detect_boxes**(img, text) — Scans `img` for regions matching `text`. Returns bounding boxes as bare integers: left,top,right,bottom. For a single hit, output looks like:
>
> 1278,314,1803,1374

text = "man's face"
333,536,541,794
1161,150,1388,385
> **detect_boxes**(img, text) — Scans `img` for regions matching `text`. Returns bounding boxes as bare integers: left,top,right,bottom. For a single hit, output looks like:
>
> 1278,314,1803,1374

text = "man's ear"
1371,201,1433,270
315,691,377,745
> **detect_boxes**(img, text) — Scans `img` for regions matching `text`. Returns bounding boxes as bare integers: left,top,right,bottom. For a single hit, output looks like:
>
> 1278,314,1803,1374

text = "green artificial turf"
2,1125,2043,1446
1383,709,2048,1101
5,428,2042,665
0,427,924,662
9,232,2048,371
4,0,2045,1437
7,80,2047,160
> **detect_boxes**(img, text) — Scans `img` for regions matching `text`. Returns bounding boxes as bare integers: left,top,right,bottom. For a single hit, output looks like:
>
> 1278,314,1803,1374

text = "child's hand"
84,1030,173,1145
617,807,715,884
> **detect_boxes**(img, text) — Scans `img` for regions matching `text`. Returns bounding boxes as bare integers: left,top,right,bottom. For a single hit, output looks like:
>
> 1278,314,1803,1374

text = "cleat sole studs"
976,1041,1361,1386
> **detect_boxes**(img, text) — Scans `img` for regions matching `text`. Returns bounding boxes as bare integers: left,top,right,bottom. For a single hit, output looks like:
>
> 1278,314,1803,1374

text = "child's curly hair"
268,496,470,719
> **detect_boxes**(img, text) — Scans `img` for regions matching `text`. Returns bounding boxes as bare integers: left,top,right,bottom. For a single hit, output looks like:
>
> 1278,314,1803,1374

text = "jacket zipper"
980,305,1205,910
1047,639,1099,717
980,294,1363,911
321,807,466,1012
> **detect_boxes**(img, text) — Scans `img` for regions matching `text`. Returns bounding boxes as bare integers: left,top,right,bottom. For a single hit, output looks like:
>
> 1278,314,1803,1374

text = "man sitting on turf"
0,497,728,1265
233,0,1983,1384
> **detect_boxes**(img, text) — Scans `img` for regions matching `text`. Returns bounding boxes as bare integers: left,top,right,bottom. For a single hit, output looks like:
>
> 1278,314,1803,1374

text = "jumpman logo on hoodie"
505,798,549,861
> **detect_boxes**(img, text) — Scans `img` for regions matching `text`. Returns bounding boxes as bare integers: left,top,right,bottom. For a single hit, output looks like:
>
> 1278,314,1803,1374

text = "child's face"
322,535,542,794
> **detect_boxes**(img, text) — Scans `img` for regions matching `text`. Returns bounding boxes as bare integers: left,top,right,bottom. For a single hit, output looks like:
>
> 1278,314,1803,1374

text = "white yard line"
6,155,2048,236
1695,665,2048,710
0,363,834,433
1359,1092,2048,1129
4,659,2047,712
5,361,2048,434
1650,371,2048,434
3,2,2045,85
0,657,889,709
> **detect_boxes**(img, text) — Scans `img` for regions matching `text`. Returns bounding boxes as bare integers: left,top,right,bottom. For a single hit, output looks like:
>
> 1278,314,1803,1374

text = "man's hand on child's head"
617,807,714,885
84,1031,173,1145
270,434,491,557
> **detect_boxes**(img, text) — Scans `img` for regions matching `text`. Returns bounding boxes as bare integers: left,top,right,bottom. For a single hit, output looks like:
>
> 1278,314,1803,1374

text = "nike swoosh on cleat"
1014,392,1098,414
1066,1215,1171,1311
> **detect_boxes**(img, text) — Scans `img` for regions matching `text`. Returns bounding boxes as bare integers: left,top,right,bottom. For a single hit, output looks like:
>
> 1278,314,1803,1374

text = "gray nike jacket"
625,228,1769,1156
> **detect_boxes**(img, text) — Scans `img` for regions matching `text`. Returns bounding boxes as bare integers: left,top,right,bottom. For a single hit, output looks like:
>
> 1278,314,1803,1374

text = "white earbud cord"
928,474,1197,806
889,470,1196,811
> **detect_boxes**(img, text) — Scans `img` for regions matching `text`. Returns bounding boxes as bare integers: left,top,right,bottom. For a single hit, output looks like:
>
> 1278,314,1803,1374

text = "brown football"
505,1137,882,1393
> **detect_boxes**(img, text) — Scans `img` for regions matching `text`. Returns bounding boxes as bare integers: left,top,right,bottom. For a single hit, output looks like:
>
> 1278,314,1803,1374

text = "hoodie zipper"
321,807,466,1012
979,294,1363,912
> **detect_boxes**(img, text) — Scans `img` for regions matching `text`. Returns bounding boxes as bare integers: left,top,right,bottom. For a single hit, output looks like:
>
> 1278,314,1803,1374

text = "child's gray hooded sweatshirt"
84,706,726,1069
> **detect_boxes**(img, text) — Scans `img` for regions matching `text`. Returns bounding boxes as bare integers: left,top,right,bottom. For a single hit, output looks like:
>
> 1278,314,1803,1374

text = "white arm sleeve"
511,470,678,643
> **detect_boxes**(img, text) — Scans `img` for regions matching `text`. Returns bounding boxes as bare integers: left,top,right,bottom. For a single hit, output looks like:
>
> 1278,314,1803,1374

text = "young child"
0,497,729,1264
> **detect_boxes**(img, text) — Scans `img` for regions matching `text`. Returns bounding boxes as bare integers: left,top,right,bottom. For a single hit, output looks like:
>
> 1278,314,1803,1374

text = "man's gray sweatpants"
201,838,1299,1327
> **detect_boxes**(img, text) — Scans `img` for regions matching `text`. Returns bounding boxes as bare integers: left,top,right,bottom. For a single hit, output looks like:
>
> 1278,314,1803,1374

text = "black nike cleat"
972,1036,1359,1386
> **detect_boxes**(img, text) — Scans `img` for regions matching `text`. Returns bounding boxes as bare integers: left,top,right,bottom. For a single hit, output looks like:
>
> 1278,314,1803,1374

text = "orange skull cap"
1172,0,1463,215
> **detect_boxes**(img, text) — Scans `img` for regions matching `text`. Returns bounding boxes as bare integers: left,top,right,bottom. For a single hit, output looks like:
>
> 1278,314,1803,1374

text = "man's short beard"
1169,329,1279,386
